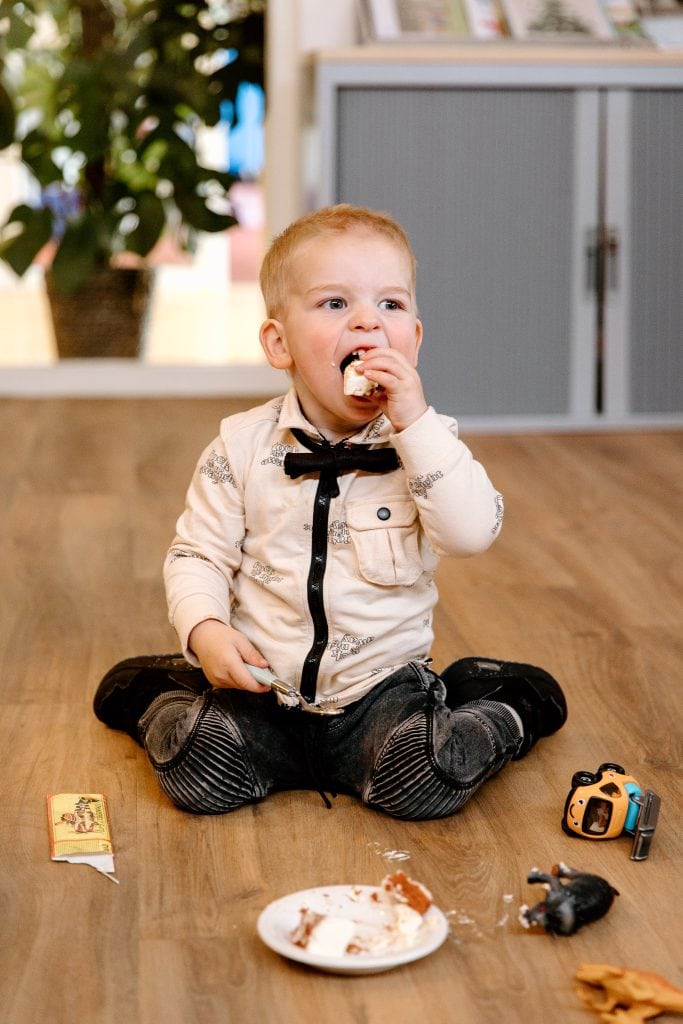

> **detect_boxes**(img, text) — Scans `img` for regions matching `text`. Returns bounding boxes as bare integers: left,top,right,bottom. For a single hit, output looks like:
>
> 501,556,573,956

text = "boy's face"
259,228,422,439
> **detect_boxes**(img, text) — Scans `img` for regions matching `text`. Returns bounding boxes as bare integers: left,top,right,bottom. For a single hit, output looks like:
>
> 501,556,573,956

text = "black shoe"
441,657,567,759
93,653,211,744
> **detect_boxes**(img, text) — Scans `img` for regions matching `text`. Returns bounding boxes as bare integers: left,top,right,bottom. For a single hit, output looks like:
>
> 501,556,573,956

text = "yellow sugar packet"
47,793,119,883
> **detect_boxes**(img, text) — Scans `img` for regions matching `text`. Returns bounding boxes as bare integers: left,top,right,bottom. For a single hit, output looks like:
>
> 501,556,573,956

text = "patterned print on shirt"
250,561,284,586
168,548,211,564
328,520,350,545
361,417,386,441
329,633,375,661
492,492,504,534
200,449,236,486
408,470,444,499
261,441,296,467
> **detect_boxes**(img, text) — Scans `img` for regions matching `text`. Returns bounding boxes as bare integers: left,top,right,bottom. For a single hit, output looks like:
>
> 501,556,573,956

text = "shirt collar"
277,386,392,446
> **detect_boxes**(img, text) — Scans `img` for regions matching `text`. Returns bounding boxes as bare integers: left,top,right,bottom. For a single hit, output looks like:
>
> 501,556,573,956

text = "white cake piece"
291,909,356,957
343,358,379,396
307,916,357,956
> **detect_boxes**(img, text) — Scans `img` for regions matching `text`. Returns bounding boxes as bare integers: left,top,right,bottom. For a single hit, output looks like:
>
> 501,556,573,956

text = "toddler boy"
94,204,566,818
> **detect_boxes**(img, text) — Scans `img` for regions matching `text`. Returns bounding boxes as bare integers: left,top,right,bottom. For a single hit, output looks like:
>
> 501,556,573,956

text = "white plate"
257,884,449,975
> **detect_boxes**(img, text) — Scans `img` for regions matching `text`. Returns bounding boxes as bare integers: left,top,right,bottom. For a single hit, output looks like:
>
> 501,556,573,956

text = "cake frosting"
290,910,356,957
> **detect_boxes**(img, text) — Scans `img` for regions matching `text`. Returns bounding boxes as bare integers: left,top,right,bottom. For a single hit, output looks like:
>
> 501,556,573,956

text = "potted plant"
0,0,264,357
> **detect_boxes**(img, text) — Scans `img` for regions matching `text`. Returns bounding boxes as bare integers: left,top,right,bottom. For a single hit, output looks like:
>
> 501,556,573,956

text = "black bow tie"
284,428,398,496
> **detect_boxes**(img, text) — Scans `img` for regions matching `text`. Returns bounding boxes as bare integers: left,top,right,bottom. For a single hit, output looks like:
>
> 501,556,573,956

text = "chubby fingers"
229,631,270,689
359,347,419,389
360,349,427,430
189,619,270,692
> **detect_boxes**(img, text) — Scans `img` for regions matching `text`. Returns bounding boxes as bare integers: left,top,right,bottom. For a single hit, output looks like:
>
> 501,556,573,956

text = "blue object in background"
40,184,81,238
221,82,265,180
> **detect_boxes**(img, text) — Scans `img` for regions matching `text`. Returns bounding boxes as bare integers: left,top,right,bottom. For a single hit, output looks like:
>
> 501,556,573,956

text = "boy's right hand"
187,619,271,693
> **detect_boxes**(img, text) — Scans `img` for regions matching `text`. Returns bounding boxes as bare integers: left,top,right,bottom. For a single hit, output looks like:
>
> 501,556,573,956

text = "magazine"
360,0,471,39
463,0,508,37
501,0,615,39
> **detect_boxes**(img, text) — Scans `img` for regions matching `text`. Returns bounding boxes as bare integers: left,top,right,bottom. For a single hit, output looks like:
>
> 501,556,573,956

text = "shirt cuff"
172,596,229,664
389,406,460,475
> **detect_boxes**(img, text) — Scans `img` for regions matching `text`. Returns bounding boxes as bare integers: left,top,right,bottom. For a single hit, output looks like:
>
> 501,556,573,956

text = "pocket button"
376,506,391,521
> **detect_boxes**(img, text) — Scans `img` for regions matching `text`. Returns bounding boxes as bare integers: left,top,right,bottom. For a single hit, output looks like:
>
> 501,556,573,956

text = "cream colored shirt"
164,388,504,707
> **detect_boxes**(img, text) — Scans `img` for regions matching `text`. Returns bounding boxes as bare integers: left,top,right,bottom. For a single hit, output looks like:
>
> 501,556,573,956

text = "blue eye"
379,299,403,311
322,298,345,309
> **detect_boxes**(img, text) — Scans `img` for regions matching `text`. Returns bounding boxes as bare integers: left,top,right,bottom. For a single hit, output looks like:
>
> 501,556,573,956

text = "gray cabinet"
312,54,683,428
605,89,683,420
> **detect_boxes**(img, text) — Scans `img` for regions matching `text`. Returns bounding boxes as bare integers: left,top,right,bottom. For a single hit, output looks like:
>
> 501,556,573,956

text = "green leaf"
50,216,101,295
21,128,63,187
196,166,236,191
3,10,36,51
125,191,165,256
157,131,199,180
173,191,235,233
0,204,53,276
0,81,16,149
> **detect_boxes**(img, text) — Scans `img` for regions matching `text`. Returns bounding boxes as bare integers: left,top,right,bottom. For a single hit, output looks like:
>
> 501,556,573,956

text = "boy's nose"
350,306,381,331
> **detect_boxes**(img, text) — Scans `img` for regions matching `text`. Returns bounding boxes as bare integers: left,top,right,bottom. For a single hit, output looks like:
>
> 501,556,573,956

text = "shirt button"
377,507,391,521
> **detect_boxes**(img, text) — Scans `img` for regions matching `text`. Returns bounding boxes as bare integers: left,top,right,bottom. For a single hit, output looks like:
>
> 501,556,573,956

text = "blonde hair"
259,204,417,318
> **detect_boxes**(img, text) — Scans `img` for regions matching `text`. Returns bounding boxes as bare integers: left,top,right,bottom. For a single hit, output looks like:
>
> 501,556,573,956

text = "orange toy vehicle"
562,763,661,861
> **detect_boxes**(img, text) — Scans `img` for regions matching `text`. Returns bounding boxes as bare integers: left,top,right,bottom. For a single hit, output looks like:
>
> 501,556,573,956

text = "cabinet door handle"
603,226,620,291
585,226,620,295
585,227,599,295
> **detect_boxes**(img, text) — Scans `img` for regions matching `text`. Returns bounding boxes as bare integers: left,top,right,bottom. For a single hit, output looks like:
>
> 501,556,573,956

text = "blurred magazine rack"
358,0,683,46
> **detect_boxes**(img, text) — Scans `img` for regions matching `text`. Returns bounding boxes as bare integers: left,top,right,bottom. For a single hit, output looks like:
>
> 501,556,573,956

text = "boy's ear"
259,319,293,370
413,318,424,362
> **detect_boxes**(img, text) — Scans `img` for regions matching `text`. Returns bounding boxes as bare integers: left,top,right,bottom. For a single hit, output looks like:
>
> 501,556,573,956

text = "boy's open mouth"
339,350,362,375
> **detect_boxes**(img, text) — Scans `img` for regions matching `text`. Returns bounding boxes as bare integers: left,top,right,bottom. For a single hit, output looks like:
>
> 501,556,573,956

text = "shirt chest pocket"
346,499,423,586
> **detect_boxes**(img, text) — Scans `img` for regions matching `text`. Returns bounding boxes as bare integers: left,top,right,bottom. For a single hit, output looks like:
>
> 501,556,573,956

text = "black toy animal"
519,862,618,936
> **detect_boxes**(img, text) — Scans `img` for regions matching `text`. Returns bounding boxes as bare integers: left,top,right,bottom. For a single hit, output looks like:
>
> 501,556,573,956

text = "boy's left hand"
358,347,428,432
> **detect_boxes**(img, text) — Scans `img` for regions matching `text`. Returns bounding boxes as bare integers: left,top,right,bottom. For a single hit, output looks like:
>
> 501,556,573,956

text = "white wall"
264,0,359,240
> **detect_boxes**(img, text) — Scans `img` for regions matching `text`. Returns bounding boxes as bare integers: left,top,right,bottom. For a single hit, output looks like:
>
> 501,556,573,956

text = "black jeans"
138,661,520,821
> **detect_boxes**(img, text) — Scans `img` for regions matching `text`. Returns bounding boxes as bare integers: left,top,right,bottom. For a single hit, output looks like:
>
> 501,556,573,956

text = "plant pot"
45,265,154,359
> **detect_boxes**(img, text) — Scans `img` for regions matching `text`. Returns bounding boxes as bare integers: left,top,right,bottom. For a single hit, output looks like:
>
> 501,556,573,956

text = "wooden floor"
1,398,681,1024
